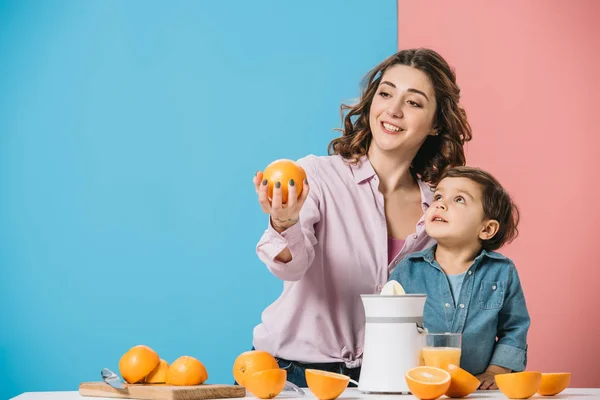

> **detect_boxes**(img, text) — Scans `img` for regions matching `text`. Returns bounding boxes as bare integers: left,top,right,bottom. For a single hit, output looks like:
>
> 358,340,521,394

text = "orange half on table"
445,364,480,398
244,368,287,399
537,372,571,396
405,366,451,400
495,371,542,399
305,369,350,400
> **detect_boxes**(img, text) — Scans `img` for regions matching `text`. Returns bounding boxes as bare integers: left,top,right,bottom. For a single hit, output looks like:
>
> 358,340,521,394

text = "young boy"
388,166,530,390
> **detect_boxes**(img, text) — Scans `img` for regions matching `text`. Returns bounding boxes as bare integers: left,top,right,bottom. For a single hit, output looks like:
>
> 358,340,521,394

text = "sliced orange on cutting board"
405,366,451,400
145,358,169,383
119,345,160,384
305,369,350,400
166,356,208,386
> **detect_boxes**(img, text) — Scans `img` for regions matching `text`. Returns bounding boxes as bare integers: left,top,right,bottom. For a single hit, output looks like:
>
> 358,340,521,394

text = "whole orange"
232,350,279,387
166,356,208,386
118,345,160,384
262,159,307,204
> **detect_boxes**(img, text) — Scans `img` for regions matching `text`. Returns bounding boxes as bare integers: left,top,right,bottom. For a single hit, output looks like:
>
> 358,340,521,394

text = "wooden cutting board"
79,382,246,400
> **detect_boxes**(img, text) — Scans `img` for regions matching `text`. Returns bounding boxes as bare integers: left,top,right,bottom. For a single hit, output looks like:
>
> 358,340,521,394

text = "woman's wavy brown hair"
328,48,472,185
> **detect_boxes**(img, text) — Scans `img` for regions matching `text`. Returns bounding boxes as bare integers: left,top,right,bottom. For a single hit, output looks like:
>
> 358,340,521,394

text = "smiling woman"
250,48,473,387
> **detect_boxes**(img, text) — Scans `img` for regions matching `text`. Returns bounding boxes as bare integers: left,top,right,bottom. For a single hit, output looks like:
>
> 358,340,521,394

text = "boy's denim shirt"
388,245,531,375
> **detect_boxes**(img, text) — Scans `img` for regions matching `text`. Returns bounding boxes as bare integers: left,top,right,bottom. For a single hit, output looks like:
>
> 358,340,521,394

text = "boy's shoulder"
478,249,516,267
476,249,520,280
398,245,437,267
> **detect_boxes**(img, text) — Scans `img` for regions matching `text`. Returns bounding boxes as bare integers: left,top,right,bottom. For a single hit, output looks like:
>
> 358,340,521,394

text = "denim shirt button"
492,285,497,290
445,303,451,308
468,271,472,275
459,304,465,309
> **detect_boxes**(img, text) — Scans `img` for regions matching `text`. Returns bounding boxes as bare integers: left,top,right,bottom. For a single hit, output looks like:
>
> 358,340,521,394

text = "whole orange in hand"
233,350,279,387
119,345,160,384
166,356,208,386
262,159,307,204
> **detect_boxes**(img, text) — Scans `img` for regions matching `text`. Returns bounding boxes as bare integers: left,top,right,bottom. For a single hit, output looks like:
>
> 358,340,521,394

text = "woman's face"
368,64,438,156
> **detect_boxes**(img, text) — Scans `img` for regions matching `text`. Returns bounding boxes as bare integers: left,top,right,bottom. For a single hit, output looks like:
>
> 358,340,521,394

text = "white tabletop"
11,388,600,400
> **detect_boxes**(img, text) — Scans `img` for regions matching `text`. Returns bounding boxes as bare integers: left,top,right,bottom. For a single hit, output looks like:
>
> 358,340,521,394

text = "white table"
11,388,600,400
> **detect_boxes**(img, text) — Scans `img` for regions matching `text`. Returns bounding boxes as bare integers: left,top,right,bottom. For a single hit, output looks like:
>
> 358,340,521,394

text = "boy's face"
425,177,498,247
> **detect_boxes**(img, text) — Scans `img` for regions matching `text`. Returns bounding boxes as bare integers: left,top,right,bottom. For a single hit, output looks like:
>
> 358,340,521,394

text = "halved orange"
305,369,350,400
232,350,279,387
495,371,542,399
146,358,169,383
537,372,571,396
244,368,286,399
445,364,480,398
166,356,208,386
118,345,160,384
405,366,451,400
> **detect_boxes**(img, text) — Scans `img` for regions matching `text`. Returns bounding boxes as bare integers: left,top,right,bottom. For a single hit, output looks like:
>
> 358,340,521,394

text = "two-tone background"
1,1,598,398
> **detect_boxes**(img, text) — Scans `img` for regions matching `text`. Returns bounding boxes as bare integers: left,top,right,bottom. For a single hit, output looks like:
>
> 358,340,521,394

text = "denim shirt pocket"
479,280,505,310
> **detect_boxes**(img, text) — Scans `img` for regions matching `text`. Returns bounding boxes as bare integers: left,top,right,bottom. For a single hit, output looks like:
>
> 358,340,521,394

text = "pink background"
397,0,600,387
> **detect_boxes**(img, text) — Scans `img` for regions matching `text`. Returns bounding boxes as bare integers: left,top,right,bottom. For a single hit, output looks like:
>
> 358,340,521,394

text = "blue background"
0,1,396,398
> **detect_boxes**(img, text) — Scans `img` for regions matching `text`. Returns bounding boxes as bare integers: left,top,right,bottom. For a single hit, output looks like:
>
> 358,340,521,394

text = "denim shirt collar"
409,244,509,267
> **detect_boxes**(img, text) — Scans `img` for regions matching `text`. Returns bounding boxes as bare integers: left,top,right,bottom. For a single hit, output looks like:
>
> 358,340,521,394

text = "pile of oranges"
118,344,208,386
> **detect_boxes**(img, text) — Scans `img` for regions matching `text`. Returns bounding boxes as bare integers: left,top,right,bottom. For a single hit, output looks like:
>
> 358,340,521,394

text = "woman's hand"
253,171,310,233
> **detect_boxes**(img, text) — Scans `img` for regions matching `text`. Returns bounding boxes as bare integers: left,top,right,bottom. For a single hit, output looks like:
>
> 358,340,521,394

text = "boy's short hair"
438,166,520,251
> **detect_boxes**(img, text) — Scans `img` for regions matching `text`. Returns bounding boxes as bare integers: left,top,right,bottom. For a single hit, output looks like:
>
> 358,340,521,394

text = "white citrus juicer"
357,280,427,393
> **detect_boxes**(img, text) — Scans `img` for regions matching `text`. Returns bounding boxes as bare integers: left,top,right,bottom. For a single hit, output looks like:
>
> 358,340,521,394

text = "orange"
405,366,451,400
232,350,279,387
445,364,480,398
145,359,169,384
118,345,160,384
305,369,350,400
495,371,542,399
166,356,208,386
262,159,307,204
244,368,286,399
537,372,571,396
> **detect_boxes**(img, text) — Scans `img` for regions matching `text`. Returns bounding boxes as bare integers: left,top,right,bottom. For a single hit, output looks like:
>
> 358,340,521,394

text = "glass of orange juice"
421,333,462,370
